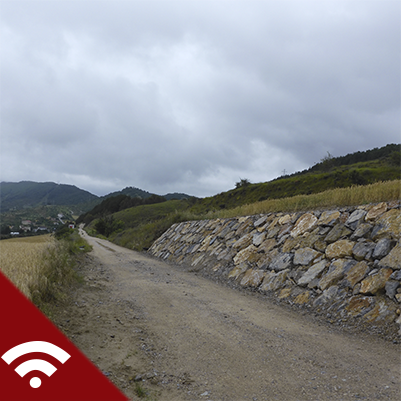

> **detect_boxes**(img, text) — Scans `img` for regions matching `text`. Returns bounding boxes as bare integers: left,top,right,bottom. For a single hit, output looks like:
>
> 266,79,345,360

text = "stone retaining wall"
149,201,401,338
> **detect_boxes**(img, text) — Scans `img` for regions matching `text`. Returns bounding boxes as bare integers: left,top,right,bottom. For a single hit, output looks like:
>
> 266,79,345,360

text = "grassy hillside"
86,199,192,250
0,181,192,238
85,180,400,251
105,186,190,200
0,181,98,212
81,144,400,251
190,148,400,214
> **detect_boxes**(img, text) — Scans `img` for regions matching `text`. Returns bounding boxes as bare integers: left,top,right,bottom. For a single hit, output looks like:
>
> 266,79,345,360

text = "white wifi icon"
1,341,71,388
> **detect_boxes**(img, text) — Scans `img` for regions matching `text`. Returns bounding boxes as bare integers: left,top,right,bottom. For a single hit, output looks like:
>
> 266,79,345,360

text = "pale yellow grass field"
0,235,56,300
216,180,401,219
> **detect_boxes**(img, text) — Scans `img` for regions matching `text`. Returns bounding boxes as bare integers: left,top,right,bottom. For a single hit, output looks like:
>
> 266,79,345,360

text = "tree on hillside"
320,151,334,171
95,216,124,237
235,178,251,188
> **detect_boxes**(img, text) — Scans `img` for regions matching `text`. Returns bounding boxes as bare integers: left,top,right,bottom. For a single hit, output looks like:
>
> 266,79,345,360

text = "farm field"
0,235,63,302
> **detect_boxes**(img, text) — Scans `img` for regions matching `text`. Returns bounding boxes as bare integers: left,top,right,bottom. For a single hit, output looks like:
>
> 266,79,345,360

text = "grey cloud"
1,1,399,197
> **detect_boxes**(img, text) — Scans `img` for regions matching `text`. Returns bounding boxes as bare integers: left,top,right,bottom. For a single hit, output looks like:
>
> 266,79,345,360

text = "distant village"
8,214,75,237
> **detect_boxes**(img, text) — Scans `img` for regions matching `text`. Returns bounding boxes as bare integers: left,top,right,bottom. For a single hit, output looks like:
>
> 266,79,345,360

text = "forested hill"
104,186,189,201
307,143,400,173
0,181,192,214
1,144,399,215
0,181,98,212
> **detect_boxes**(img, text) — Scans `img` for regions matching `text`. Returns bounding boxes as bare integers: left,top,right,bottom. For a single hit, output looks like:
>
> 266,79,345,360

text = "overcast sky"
0,1,399,197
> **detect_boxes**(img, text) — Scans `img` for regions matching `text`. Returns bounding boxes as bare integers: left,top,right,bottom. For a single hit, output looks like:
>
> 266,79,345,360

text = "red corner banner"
0,271,129,401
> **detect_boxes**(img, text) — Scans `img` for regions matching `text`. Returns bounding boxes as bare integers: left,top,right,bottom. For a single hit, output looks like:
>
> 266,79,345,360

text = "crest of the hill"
79,144,400,252
0,181,98,212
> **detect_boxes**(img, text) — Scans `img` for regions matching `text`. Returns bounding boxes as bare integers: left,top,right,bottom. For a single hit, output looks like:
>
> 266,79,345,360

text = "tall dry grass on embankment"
109,180,400,251
211,180,401,219
0,235,75,305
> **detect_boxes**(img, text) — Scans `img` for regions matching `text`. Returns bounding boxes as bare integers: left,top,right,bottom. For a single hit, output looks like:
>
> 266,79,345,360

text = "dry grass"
0,235,73,303
212,180,401,219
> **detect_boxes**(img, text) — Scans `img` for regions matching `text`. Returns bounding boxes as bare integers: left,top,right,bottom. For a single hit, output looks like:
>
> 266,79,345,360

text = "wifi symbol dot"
30,377,41,388
1,341,71,388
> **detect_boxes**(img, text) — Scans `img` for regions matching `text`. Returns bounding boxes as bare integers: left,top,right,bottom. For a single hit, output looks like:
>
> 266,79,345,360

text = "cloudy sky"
1,1,399,197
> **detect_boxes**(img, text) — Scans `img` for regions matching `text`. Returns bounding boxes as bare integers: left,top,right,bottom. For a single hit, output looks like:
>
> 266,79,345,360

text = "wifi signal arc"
15,359,57,377
1,341,71,388
1,341,70,364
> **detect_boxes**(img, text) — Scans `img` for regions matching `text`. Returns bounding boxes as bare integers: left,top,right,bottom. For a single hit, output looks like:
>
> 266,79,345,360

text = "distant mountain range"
0,181,191,213
1,143,399,215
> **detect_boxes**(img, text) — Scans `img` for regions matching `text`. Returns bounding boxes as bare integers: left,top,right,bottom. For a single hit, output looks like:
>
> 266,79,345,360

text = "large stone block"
233,244,259,265
293,247,322,266
345,209,367,229
378,241,401,270
232,233,253,251
344,261,369,288
253,232,266,247
371,209,401,240
282,237,298,253
240,269,265,287
313,286,339,307
297,260,328,287
346,296,375,317
258,238,277,254
260,269,289,292
228,263,248,280
298,231,323,249
319,259,355,291
256,248,279,269
365,202,388,221
360,268,393,295
325,239,354,259
290,213,318,238
294,291,310,304
351,223,373,239
318,210,340,226
277,223,292,238
254,215,268,227
278,214,292,225
385,280,400,300
269,252,293,271
363,298,396,323
324,223,352,243
352,240,375,261
266,226,280,239
235,218,254,236
198,235,214,252
372,238,393,259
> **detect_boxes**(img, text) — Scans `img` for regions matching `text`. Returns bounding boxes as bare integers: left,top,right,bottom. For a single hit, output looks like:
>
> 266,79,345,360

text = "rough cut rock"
240,269,265,287
149,201,401,338
344,261,370,288
319,259,355,291
290,213,318,237
378,241,401,269
293,247,322,266
360,268,393,295
325,239,354,259
297,260,328,287
366,202,388,221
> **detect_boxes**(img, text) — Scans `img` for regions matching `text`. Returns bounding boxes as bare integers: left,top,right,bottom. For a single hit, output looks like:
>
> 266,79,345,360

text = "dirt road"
52,231,400,400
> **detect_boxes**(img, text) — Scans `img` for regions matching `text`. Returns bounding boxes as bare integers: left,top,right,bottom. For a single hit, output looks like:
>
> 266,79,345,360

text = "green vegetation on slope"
0,181,98,212
86,199,193,251
190,148,400,214
85,180,400,252
80,144,400,251
77,193,168,226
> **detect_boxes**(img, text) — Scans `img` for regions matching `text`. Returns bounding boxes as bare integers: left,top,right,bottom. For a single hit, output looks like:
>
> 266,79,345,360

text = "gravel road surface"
52,231,400,400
